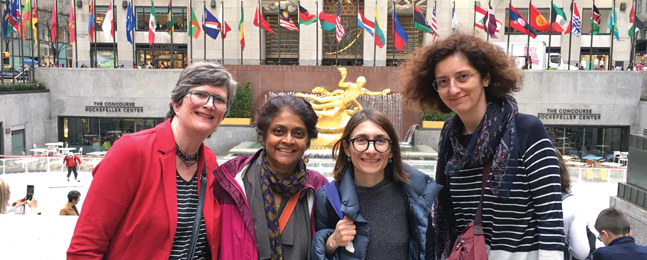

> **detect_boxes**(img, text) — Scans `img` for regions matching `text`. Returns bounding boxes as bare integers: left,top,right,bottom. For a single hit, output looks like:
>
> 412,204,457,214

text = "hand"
26,197,38,215
327,216,356,250
14,198,27,208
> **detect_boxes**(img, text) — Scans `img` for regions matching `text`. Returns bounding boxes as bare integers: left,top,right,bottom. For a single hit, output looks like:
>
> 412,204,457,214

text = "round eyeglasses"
348,137,392,153
184,90,231,112
432,72,478,92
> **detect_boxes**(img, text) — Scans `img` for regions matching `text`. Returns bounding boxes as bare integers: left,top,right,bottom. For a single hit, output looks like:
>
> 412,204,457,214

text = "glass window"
95,5,118,31
136,7,187,32
60,117,165,153
136,44,187,68
581,8,611,35
91,44,118,68
545,126,629,159
265,13,300,63
387,13,424,64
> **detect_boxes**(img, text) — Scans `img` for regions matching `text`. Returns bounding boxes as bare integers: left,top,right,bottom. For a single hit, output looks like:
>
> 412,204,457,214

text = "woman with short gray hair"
68,62,236,260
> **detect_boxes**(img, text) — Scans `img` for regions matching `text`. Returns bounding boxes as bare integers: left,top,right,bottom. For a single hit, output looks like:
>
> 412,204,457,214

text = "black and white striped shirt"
169,171,208,260
448,114,565,260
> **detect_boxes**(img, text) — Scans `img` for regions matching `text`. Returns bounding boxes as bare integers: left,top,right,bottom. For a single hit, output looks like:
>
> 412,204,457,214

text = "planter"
422,121,445,129
222,118,252,125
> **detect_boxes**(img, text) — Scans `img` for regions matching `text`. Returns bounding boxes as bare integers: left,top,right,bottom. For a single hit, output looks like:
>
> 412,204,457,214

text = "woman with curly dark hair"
400,33,566,260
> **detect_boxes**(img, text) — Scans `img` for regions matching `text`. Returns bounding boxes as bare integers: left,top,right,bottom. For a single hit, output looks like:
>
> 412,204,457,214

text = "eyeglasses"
432,72,478,92
184,90,231,112
348,137,392,153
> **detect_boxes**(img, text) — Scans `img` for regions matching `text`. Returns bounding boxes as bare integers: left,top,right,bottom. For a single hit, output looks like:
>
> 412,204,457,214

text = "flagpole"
526,0,531,70
221,1,224,63
169,0,174,68
202,1,206,61
567,0,573,70
472,1,476,36
18,0,24,79
93,0,97,68
315,0,318,66
335,0,339,66
54,0,58,66
74,0,78,67
609,0,615,69
373,1,376,66
257,0,261,65
111,0,116,68
1,0,4,74
589,0,594,70
354,0,358,65
27,0,32,81
278,0,281,64
391,1,394,65
189,0,193,64
240,0,243,65
131,0,135,67
506,0,510,55
33,0,37,77
547,0,552,69
630,0,636,66
486,0,490,42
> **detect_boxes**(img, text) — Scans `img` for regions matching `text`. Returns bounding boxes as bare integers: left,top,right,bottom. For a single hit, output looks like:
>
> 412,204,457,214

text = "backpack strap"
278,189,302,234
561,192,573,201
322,181,343,220
474,162,492,235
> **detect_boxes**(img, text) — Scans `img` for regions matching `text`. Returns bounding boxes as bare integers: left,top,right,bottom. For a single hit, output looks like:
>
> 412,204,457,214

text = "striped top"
447,114,565,260
169,171,208,260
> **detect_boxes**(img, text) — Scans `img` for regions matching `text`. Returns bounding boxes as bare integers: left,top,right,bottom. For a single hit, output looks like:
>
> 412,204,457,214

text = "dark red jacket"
67,119,222,260
63,155,81,167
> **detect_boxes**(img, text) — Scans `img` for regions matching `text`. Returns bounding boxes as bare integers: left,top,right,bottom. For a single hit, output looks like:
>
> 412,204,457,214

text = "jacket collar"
609,236,636,246
339,169,367,223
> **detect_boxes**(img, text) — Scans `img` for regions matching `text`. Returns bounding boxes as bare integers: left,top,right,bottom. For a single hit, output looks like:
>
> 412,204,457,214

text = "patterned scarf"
438,95,519,199
258,151,307,260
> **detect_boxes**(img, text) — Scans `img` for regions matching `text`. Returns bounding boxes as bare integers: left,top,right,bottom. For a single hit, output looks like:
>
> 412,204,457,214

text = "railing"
0,155,103,175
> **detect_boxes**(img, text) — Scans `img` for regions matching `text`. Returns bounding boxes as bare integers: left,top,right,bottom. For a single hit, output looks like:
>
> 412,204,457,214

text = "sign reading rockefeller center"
85,102,144,113
537,108,601,120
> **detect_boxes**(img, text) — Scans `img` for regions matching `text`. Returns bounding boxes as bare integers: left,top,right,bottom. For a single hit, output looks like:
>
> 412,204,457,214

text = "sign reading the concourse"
85,102,144,113
537,108,601,120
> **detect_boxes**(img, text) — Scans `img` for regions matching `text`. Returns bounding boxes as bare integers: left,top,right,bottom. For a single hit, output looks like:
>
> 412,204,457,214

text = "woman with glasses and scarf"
68,62,237,260
400,33,566,260
311,108,441,260
214,94,328,260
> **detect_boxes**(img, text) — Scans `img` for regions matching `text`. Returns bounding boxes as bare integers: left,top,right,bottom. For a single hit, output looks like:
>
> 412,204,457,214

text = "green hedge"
421,111,455,121
229,81,252,118
0,83,45,92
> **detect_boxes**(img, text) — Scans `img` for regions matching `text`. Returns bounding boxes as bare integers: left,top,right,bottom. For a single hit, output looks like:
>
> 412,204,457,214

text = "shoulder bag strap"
322,181,344,220
186,161,208,260
278,189,303,234
474,162,492,235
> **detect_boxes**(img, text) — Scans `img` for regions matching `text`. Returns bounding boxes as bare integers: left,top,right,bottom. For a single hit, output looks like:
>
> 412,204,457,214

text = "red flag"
253,7,274,33
530,4,549,31
51,0,57,41
69,3,75,43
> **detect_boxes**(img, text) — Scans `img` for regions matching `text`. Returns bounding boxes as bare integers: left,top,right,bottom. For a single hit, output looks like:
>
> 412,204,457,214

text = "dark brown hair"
255,94,319,147
331,109,409,183
554,149,571,194
400,32,523,113
594,208,631,236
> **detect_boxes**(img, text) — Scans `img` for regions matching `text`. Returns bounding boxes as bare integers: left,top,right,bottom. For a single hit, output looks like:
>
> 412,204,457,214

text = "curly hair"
400,32,523,113
255,94,319,148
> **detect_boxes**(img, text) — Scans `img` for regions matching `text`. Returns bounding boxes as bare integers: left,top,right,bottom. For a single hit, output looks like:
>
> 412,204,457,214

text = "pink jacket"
213,149,328,260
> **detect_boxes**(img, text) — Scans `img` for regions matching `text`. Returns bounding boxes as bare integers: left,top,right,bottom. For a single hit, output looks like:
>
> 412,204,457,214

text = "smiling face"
434,53,490,118
172,84,228,138
262,109,308,176
344,121,393,179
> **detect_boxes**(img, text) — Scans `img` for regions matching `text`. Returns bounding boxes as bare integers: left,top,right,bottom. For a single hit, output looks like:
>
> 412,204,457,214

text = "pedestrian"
592,208,647,260
556,151,591,260
60,190,81,216
63,152,82,182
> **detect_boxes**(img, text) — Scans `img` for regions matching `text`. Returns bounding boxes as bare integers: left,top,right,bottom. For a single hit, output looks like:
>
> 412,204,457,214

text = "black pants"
67,166,78,179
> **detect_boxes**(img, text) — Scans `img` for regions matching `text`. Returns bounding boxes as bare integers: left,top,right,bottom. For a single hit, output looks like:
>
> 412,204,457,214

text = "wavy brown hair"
331,109,409,184
400,32,523,113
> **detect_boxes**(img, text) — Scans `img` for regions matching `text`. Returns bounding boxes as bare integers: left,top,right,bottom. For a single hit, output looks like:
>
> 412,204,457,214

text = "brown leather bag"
447,163,491,260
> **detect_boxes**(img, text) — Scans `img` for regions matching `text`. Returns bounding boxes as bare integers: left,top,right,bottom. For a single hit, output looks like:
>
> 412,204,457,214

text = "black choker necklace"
176,144,200,167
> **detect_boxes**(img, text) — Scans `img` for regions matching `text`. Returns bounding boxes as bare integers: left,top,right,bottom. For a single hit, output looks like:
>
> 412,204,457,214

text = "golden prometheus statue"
296,67,391,148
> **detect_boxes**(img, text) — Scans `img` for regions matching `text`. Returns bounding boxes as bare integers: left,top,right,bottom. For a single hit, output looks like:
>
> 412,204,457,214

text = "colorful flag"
102,0,114,41
218,5,231,38
189,8,201,39
451,6,457,31
335,0,344,43
30,0,37,43
51,0,57,41
298,5,316,25
608,6,619,40
69,2,76,43
357,8,374,36
591,5,600,35
148,0,156,46
166,0,174,35
319,12,336,31
530,4,549,31
629,2,635,38
126,0,135,44
203,6,220,39
254,7,274,33
239,6,244,50
21,0,31,40
88,0,95,42
509,3,537,38
413,5,432,34
374,6,385,48
550,3,568,33
2,0,15,36
474,5,502,32
392,6,407,51
12,0,20,33
431,8,438,41
565,3,581,36
279,9,298,31
484,3,497,39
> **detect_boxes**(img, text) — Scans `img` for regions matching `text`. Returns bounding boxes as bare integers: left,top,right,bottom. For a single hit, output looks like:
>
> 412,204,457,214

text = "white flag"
102,1,114,41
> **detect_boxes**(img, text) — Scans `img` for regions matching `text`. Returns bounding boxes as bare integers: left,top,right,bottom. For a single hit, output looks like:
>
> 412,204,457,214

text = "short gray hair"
166,62,238,119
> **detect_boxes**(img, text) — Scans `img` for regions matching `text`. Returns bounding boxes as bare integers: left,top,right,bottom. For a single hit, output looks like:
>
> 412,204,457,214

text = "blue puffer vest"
311,164,443,260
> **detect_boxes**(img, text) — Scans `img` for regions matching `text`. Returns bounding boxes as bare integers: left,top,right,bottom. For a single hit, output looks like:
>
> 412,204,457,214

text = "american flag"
431,8,438,42
335,0,345,43
279,9,298,31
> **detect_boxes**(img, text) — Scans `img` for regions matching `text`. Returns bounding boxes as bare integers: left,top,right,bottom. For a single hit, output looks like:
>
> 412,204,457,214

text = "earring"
347,157,351,162
389,158,392,163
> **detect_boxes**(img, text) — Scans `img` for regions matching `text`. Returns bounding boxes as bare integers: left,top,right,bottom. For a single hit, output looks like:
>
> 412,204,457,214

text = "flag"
413,5,432,34
203,6,220,39
451,6,457,31
11,0,20,33
21,0,31,40
279,9,298,31
335,1,344,43
474,5,502,32
148,0,156,46
629,2,635,38
254,7,274,33
550,3,568,33
165,0,174,35
102,0,114,41
69,3,76,43
299,5,316,25
564,3,581,36
2,0,16,36
509,3,537,38
319,12,336,31
188,8,200,39
126,0,135,43
88,0,95,42
431,8,438,41
30,0,37,43
392,7,407,51
357,8,374,36
218,5,231,38
483,3,497,39
239,6,245,50
608,7,619,40
530,3,549,31
51,0,57,41
374,6,385,48
591,5,600,35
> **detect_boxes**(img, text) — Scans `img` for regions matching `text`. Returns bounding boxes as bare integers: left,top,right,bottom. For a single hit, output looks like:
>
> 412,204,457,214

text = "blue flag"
2,0,13,37
203,6,220,40
126,0,135,44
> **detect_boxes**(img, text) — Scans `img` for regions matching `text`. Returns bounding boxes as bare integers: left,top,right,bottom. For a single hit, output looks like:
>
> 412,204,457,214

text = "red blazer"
67,119,222,260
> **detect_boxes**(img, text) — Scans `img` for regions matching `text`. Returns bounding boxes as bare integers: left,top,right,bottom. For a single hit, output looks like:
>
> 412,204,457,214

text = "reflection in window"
581,8,611,35
136,7,187,32
95,6,118,31
61,117,165,153
545,126,629,159
387,14,424,64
